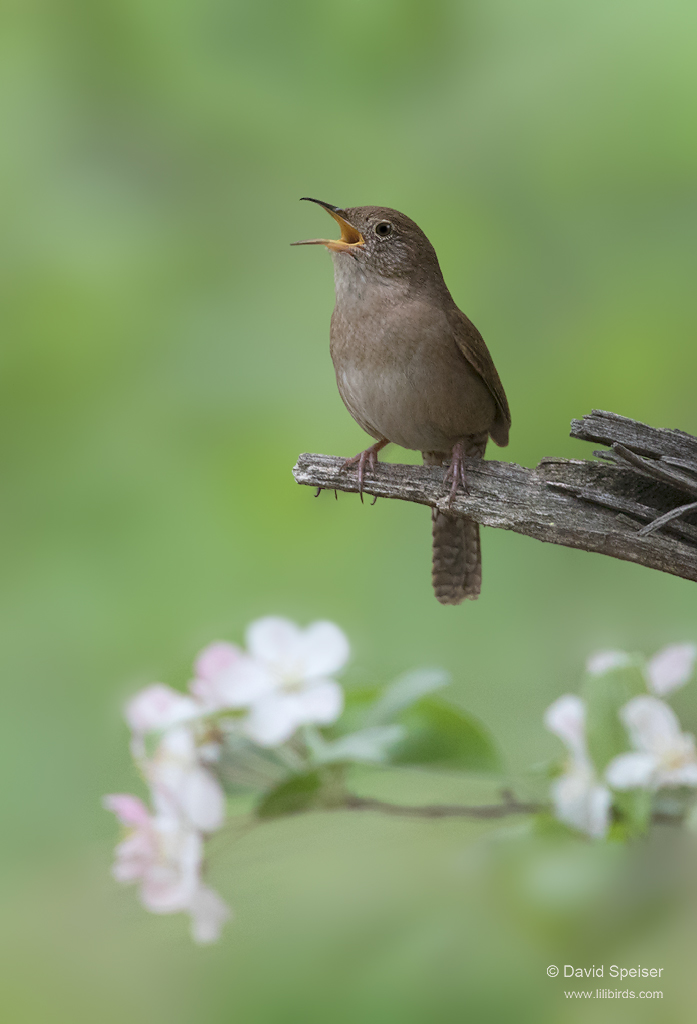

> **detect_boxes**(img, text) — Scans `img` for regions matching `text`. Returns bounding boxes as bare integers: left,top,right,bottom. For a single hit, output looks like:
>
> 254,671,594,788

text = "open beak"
291,198,365,253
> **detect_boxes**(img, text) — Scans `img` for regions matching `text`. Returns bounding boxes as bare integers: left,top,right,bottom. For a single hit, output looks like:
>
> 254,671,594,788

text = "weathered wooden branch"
293,410,697,583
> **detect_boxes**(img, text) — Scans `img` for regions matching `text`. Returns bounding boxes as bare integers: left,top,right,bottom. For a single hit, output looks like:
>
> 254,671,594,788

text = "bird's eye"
374,221,392,237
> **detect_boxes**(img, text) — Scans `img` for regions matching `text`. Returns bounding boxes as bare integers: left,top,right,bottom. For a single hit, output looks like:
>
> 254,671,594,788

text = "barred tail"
431,510,481,604
423,446,485,605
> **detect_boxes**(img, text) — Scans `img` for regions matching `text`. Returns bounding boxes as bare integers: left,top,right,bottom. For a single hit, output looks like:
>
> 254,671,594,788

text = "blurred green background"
2,0,697,1020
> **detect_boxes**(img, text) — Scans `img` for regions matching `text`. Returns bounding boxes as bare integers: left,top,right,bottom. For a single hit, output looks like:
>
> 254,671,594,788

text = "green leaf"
217,733,290,793
581,667,644,772
363,668,450,727
306,725,405,765
256,771,323,819
388,697,501,773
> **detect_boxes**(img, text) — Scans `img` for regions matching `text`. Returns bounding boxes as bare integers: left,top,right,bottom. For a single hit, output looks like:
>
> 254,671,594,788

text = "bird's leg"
342,439,388,502
442,440,468,507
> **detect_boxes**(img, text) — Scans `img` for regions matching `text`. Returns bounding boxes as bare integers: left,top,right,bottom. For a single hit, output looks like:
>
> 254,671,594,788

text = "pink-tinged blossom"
103,793,151,828
585,650,633,676
188,619,349,745
606,696,697,791
147,726,226,833
126,684,200,735
645,644,697,697
103,795,231,942
239,617,348,746
195,641,243,681
104,794,201,911
190,641,273,712
544,695,612,839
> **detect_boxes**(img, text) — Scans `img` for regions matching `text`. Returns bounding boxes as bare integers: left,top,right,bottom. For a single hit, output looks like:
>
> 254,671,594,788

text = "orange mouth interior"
291,204,364,252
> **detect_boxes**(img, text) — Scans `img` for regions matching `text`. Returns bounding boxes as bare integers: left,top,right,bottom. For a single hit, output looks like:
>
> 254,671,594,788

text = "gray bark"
293,410,697,583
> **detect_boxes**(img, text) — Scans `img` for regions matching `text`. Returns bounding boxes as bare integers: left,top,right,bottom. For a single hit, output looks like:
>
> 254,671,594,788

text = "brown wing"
448,307,511,447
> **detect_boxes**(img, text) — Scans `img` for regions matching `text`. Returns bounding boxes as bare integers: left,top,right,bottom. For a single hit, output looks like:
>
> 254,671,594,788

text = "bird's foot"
342,439,388,503
443,441,468,507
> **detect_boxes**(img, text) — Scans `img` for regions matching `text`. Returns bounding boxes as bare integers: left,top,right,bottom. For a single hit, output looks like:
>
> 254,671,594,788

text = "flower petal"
544,695,588,765
112,831,155,882
246,617,302,666
191,642,247,710
125,684,200,735
149,783,181,820
551,770,610,838
605,751,657,789
178,767,226,832
243,693,301,747
294,679,344,726
191,655,274,710
646,643,697,697
587,785,613,839
216,655,276,706
299,622,350,679
586,650,633,676
620,696,683,756
139,827,202,914
103,793,151,827
189,886,232,945
155,724,197,763
147,727,199,816
194,641,242,681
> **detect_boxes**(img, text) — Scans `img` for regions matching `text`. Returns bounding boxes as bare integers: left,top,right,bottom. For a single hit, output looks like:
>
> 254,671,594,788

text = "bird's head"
292,199,442,283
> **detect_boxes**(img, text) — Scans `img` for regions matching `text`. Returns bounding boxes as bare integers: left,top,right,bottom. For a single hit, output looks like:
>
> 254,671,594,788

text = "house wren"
293,199,511,604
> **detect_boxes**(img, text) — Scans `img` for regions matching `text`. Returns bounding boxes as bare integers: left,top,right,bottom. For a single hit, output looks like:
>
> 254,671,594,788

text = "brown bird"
292,199,511,604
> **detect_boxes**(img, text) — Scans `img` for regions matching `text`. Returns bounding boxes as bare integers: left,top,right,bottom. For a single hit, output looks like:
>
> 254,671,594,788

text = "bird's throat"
331,254,403,308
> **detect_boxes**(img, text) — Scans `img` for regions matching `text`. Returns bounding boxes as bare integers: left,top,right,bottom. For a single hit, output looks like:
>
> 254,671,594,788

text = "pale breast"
330,292,497,453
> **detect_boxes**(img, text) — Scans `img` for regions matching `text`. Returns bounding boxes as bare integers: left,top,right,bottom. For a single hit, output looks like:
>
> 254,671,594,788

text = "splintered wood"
293,411,697,583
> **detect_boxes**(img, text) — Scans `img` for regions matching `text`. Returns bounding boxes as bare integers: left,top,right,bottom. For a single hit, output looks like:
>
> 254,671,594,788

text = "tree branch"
293,410,697,583
341,794,684,826
342,792,540,819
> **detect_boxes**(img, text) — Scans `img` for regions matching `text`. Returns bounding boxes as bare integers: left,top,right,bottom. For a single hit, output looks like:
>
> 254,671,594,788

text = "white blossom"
211,617,348,747
606,696,697,791
105,616,351,943
125,683,200,735
188,885,232,944
147,725,226,833
103,793,231,943
544,695,612,839
585,650,633,676
190,640,273,711
645,644,697,697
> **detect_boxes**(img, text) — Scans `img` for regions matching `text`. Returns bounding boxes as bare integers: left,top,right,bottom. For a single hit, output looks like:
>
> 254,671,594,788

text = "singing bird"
292,199,511,604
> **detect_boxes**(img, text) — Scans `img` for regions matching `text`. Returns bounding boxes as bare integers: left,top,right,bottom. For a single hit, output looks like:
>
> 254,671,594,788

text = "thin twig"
342,794,541,819
341,795,687,827
638,501,697,538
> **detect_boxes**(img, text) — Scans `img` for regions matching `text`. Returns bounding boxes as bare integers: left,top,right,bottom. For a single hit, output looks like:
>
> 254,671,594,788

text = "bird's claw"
342,440,388,502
